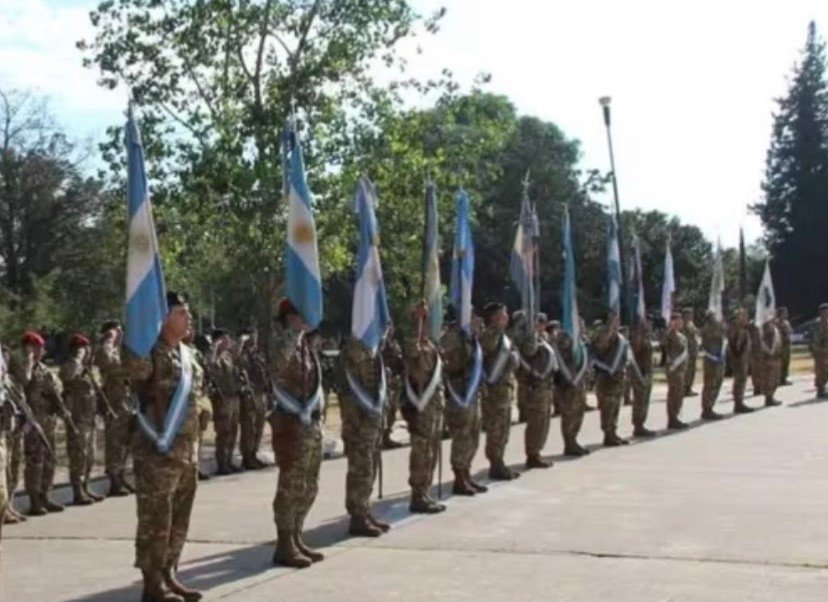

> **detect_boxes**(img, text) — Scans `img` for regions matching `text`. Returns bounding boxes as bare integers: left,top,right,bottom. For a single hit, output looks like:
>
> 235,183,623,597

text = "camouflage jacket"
207,347,242,399
629,323,654,375
759,323,782,359
479,325,518,384
403,337,440,394
682,322,699,358
811,320,828,357
440,328,474,391
701,319,726,358
343,338,383,396
727,324,751,358
269,328,320,401
664,330,688,367
381,336,404,377
590,324,626,382
777,319,792,347
238,345,269,394
95,339,129,402
27,362,63,419
59,348,97,405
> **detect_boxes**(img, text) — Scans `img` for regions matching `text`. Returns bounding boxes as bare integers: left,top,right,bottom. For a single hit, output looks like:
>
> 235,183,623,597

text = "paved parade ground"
3,376,828,601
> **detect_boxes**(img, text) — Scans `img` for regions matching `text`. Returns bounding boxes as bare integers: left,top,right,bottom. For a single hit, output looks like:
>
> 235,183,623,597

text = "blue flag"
351,176,390,353
511,192,537,324
450,189,475,336
561,205,581,347
283,119,323,330
628,234,646,324
423,182,443,341
125,106,167,359
606,214,622,315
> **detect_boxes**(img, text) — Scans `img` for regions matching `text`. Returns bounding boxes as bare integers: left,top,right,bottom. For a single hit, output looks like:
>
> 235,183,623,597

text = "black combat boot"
72,484,94,506
488,460,519,481
27,493,48,516
84,483,104,502
348,515,383,537
452,469,476,496
294,530,324,562
272,530,312,568
466,470,488,493
525,454,552,469
107,473,129,497
162,567,202,602
632,426,657,438
701,410,724,421
43,495,65,512
141,569,184,602
368,513,391,533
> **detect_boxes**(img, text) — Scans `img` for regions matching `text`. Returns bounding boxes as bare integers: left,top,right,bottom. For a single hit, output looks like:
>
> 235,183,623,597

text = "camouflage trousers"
813,355,828,394
0,432,6,549
684,355,698,394
702,359,724,413
5,429,22,496
781,344,791,383
67,417,97,487
731,356,750,406
385,377,401,437
444,396,481,472
630,374,651,428
523,381,553,457
762,357,781,403
212,396,240,469
24,415,57,499
750,353,762,394
240,391,266,464
557,384,585,447
408,394,444,499
595,374,624,436
270,412,322,533
667,366,687,422
481,380,514,466
339,395,382,518
516,380,528,422
104,408,132,477
133,435,198,571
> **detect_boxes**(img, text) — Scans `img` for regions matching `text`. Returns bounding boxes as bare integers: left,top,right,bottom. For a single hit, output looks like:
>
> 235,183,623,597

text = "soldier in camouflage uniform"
590,312,629,446
0,378,11,547
776,307,793,386
339,336,389,537
95,321,135,497
748,321,762,397
401,302,446,514
515,312,556,468
381,327,404,448
728,308,756,414
664,313,689,429
269,299,325,568
237,329,268,470
60,334,104,505
810,304,828,398
207,329,242,475
629,317,657,437
125,292,202,602
441,313,487,496
479,302,520,480
23,347,70,515
554,327,590,456
192,334,214,481
758,318,783,407
682,308,699,396
700,310,726,420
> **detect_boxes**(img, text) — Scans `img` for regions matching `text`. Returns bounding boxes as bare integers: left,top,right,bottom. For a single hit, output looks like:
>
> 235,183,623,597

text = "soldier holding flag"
755,261,782,407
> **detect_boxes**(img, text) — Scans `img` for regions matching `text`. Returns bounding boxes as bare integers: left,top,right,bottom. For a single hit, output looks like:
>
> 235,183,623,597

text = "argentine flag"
125,106,167,359
510,192,536,322
709,240,725,322
423,182,443,341
661,237,676,324
561,205,581,346
450,189,475,336
754,259,775,326
629,234,646,323
351,176,390,353
283,120,323,330
607,214,622,315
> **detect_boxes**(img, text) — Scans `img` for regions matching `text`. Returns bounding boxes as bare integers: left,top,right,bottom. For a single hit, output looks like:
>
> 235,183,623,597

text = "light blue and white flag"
283,119,323,330
510,190,537,324
709,240,725,322
125,105,167,359
351,176,390,354
661,237,676,324
450,189,475,336
629,234,646,323
754,259,775,326
607,214,622,315
561,205,581,344
423,182,443,341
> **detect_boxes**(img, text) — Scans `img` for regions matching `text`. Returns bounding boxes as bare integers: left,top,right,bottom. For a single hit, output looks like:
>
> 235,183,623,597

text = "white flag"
708,240,725,322
754,259,775,326
660,238,675,324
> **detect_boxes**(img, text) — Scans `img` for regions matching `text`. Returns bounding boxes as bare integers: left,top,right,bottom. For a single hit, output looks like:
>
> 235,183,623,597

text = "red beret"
21,331,45,348
70,334,91,348
276,298,299,319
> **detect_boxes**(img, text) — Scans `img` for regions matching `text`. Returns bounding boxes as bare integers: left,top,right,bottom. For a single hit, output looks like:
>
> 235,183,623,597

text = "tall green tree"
754,21,828,320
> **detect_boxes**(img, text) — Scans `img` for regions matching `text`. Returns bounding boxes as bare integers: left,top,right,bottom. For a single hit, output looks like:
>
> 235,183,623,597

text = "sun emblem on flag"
130,232,151,253
293,221,315,244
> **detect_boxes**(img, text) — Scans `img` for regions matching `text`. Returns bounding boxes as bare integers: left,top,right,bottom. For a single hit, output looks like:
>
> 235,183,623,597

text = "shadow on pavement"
787,397,824,408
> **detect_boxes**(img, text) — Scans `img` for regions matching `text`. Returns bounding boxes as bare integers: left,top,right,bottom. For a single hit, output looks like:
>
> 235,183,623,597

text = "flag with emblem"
754,259,776,326
450,189,475,336
510,188,537,325
660,237,676,325
125,105,167,359
709,239,725,322
628,233,646,323
351,176,390,353
422,182,442,341
283,118,323,330
606,214,622,315
561,204,582,347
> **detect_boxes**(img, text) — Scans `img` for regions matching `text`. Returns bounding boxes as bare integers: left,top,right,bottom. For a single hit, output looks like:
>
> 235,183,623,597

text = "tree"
754,21,828,320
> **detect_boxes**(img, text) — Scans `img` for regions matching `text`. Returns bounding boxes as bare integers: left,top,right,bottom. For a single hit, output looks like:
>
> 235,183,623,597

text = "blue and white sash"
667,346,689,373
136,344,194,455
446,341,483,408
345,356,387,417
518,340,558,380
272,354,324,426
557,346,590,387
404,355,443,412
592,336,629,376
484,334,516,385
704,340,727,364
626,347,649,387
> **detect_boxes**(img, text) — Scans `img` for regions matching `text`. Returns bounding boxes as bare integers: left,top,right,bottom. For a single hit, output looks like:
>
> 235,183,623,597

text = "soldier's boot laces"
348,515,383,538
43,495,65,513
466,470,488,493
141,570,184,602
368,513,391,533
27,493,48,516
162,567,202,602
488,460,518,481
84,483,104,503
272,530,312,568
294,531,324,562
72,484,94,506
452,469,477,496
525,454,552,469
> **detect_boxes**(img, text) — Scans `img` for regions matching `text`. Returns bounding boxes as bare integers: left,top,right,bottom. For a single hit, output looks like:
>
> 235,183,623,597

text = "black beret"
167,291,187,310
211,328,229,340
100,320,120,334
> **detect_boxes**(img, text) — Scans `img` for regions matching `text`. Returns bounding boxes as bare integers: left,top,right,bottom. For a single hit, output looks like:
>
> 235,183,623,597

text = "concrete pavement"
3,376,827,601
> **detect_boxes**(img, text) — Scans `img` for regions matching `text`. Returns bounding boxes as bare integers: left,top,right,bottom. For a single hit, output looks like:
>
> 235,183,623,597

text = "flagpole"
599,96,626,321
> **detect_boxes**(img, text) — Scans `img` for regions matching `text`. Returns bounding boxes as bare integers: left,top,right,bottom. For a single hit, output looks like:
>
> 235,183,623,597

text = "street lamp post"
599,95,626,321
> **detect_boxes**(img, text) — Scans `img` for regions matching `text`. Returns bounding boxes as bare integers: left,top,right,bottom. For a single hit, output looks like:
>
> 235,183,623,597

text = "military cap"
277,298,299,319
167,291,188,310
536,312,548,324
21,331,45,348
70,333,91,348
211,328,229,340
100,320,121,334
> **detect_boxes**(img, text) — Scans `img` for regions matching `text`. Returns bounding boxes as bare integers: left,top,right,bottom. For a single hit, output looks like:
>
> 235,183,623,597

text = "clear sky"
2,0,827,247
